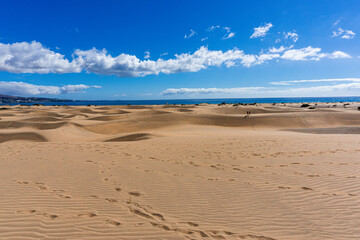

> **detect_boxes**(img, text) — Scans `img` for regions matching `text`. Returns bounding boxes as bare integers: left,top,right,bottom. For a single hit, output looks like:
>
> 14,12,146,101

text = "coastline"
1,96,360,106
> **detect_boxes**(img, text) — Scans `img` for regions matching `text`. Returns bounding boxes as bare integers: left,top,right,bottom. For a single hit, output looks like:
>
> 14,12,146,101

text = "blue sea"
2,96,360,106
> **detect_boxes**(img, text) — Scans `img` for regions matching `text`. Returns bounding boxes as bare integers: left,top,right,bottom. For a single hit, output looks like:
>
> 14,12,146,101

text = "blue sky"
0,0,360,100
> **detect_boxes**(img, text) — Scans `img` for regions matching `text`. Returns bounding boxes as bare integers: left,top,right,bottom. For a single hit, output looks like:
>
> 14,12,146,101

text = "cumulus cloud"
184,29,196,39
250,23,273,39
285,31,299,43
75,46,350,77
74,46,259,77
0,41,352,77
0,81,100,96
201,37,208,41
332,28,356,39
270,78,360,85
144,50,150,59
0,41,81,74
281,46,351,61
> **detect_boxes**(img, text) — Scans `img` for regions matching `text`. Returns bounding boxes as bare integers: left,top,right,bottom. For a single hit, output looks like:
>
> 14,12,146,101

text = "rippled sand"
0,102,360,239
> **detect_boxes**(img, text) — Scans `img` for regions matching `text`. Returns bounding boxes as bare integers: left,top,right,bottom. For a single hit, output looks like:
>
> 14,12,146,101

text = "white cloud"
285,31,299,43
161,82,360,97
206,26,235,40
334,19,340,26
0,41,81,74
184,29,196,39
76,46,350,77
269,45,289,53
329,51,351,59
250,23,273,39
0,81,100,96
160,52,168,57
208,25,220,31
281,46,350,61
270,78,360,85
332,28,355,39
0,41,351,77
223,32,235,40
161,87,265,95
144,50,150,59
285,82,360,93
74,46,258,76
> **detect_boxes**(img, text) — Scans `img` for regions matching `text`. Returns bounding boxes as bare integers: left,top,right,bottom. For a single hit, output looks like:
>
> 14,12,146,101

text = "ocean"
2,96,360,106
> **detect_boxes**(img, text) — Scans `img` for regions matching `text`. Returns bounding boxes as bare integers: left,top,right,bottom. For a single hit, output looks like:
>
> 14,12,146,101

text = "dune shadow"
104,133,152,142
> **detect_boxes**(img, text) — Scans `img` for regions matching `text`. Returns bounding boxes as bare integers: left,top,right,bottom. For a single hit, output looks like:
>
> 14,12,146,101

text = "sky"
0,0,360,100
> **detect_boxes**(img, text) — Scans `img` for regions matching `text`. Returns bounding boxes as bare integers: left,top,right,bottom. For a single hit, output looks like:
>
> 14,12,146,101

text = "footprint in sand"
180,221,199,227
78,212,97,217
105,198,118,203
37,185,47,190
152,213,165,221
53,189,65,193
16,181,29,184
301,187,313,191
115,187,121,192
106,219,121,226
43,213,58,219
130,208,154,220
16,209,36,214
150,222,171,230
58,194,71,199
128,191,141,197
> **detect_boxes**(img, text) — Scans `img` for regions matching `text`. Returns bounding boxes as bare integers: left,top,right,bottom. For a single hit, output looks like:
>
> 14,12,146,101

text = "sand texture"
0,102,360,239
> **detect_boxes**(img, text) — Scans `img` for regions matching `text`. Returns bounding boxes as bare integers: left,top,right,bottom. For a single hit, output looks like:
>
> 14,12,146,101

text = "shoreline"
1,96,360,106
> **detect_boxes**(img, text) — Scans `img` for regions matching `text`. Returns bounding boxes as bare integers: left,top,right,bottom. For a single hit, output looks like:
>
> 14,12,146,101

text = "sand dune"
0,102,360,239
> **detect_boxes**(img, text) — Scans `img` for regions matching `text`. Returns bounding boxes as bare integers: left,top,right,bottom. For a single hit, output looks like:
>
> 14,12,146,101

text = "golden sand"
0,102,360,239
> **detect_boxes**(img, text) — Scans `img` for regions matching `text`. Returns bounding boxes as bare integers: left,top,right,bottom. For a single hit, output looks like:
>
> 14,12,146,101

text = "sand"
0,102,360,239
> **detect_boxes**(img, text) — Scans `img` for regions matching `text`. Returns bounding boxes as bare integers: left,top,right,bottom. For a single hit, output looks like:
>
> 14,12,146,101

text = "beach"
1,102,360,239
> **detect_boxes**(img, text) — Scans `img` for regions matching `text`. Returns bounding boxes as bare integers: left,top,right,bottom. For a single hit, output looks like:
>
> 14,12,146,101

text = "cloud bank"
161,82,360,97
270,78,360,85
0,81,100,96
0,41,351,77
162,87,265,95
